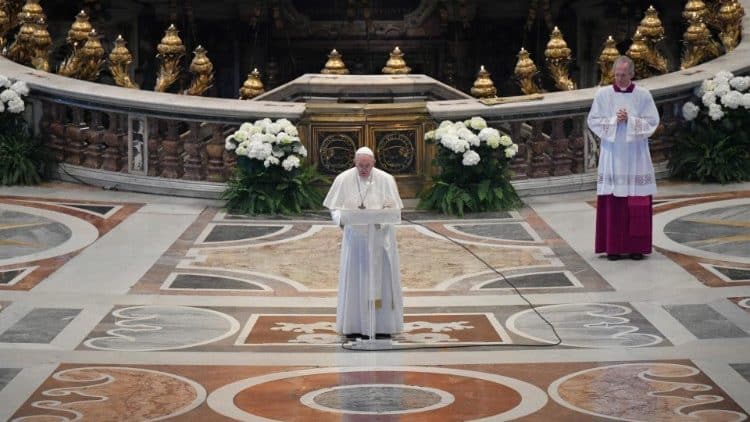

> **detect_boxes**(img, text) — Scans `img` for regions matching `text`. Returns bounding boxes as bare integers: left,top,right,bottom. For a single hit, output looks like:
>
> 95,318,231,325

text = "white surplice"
587,84,660,197
323,167,404,335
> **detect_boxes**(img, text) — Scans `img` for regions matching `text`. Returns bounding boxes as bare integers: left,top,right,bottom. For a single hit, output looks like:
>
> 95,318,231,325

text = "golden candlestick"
18,0,43,23
187,45,214,96
597,36,620,85
108,34,138,88
240,68,265,99
382,46,411,74
321,49,349,74
637,6,668,75
626,30,650,78
78,28,105,81
0,6,8,50
680,18,721,69
470,65,498,98
58,11,93,78
716,0,744,51
30,16,50,71
154,24,186,92
544,26,576,91
683,0,710,23
5,12,34,65
514,47,541,95
67,10,91,45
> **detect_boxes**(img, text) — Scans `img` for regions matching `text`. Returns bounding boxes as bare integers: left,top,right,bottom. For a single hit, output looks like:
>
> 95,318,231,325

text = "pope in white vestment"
323,147,404,338
587,56,660,260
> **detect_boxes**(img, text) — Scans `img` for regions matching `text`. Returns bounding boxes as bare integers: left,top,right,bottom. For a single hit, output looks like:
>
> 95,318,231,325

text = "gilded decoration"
470,65,498,99
382,46,411,74
514,47,541,95
716,0,745,51
597,36,620,85
626,30,650,78
30,16,50,71
186,45,214,96
239,68,264,99
78,29,105,81
637,6,669,75
320,48,349,75
0,5,8,50
5,11,35,65
57,10,92,78
681,17,721,69
374,129,417,174
154,24,185,93
544,26,576,91
108,35,138,89
317,130,358,174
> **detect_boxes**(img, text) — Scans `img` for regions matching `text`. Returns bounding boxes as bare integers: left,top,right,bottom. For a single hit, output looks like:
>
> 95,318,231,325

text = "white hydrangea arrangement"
418,115,521,216
682,71,750,122
671,71,750,184
221,117,326,215
425,116,518,166
225,118,307,172
0,75,29,115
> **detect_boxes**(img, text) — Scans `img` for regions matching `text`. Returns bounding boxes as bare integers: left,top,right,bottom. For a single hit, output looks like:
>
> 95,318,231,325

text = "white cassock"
323,167,404,335
587,84,660,197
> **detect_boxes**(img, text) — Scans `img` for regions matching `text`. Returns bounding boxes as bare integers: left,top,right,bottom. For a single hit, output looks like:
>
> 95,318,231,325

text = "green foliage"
418,140,521,217
0,114,53,186
670,107,750,184
222,156,328,215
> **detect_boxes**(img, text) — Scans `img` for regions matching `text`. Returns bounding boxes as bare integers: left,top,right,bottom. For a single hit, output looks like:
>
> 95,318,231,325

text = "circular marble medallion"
0,203,99,266
663,204,750,258
208,366,547,421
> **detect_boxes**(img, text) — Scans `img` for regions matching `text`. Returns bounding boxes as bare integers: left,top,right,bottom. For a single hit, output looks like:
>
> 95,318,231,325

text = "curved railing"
1,0,748,198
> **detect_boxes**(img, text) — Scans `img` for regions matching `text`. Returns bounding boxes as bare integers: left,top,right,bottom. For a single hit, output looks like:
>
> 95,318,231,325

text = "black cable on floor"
336,214,564,351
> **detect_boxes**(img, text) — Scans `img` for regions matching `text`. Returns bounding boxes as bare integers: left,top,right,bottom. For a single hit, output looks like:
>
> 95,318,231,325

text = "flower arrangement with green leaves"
671,71,750,184
418,116,521,216
222,118,327,214
0,75,52,186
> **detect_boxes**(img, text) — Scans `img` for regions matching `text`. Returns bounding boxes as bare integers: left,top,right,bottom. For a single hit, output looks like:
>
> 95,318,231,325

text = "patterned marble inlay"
238,313,510,346
164,273,266,291
0,308,81,343
730,363,750,383
10,366,205,421
664,304,748,339
549,363,747,421
58,204,117,217
0,210,71,259
452,222,535,241
83,306,240,351
192,225,549,290
207,366,547,421
202,225,285,243
506,303,664,347
712,265,750,281
663,204,750,258
303,384,449,414
479,271,578,289
0,368,21,391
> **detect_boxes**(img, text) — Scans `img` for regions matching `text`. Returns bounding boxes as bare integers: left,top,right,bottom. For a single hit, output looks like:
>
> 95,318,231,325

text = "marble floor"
0,180,749,421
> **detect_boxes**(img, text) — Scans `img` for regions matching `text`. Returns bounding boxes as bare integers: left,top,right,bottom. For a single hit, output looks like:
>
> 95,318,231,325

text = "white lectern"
339,208,401,350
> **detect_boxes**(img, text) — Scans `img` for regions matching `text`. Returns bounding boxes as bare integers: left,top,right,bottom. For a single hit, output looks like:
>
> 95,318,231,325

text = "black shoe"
629,253,644,260
345,333,361,340
375,333,391,340
607,254,620,261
